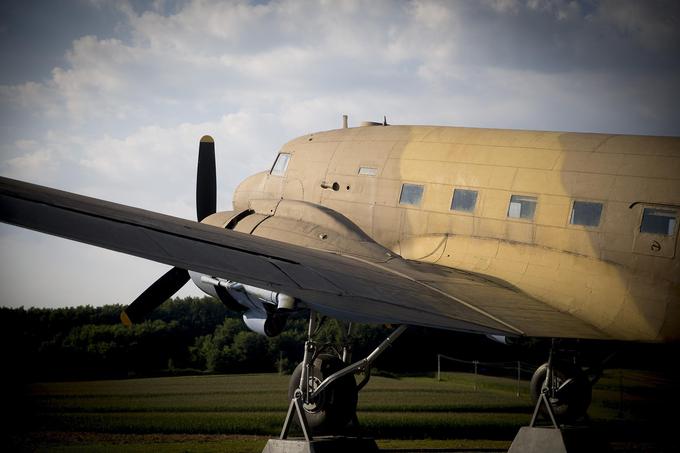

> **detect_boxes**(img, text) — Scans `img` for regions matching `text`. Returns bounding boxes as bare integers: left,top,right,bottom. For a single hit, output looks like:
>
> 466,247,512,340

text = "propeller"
120,267,190,326
120,135,216,326
196,135,217,222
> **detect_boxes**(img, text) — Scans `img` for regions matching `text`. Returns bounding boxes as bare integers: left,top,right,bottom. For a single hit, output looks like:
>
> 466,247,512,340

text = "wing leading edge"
0,176,609,340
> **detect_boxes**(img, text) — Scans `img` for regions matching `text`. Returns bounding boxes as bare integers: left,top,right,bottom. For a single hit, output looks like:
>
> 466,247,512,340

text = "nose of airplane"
233,170,269,211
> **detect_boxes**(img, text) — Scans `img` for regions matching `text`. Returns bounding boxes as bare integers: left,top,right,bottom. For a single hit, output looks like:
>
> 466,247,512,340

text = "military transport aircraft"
1,120,679,434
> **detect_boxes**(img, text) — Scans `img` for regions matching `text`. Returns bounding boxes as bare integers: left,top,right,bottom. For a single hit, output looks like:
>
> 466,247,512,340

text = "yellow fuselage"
234,125,680,342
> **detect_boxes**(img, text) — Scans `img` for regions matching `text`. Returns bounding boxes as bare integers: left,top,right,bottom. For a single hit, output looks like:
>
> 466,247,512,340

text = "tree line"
1,296,672,382
0,296,522,382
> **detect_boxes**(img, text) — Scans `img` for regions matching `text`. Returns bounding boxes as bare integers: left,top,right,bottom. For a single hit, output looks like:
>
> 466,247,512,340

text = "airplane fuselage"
232,125,680,342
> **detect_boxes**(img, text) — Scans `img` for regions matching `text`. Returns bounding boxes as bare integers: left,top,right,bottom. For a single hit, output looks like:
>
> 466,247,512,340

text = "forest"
1,296,673,383
0,296,531,382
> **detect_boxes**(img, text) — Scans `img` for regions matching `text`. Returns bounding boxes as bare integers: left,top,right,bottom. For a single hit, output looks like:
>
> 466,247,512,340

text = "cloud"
2,0,679,200
2,1,678,134
76,112,283,213
1,0,679,308
4,148,57,181
597,0,680,53
0,225,200,308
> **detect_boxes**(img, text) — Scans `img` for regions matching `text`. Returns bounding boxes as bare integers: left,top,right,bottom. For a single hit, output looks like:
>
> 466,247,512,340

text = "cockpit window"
640,208,677,235
358,166,378,176
270,153,290,176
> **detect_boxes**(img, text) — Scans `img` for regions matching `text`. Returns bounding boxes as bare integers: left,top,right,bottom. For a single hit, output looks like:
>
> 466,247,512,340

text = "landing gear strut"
287,353,358,433
509,341,611,453
282,311,407,439
529,341,593,424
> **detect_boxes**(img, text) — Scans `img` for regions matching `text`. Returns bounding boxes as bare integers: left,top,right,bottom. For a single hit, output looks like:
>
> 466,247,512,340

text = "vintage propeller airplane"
1,119,679,436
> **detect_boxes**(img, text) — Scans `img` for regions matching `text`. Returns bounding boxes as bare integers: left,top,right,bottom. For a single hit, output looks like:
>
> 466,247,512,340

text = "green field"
9,370,677,452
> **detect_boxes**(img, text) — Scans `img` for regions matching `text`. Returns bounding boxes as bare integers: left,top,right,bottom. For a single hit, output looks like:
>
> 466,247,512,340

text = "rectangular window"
358,166,378,176
640,208,677,235
270,153,290,176
507,195,537,220
570,201,603,227
399,183,424,206
451,189,478,212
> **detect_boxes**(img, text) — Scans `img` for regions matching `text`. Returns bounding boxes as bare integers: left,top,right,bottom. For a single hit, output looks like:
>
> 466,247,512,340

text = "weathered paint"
234,125,680,342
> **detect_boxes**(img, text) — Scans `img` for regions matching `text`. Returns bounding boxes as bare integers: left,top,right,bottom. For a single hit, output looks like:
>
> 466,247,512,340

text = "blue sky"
1,0,679,308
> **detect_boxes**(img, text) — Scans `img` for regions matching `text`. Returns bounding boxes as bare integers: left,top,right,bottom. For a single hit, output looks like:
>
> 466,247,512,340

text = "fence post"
473,360,478,391
618,369,624,418
437,354,441,381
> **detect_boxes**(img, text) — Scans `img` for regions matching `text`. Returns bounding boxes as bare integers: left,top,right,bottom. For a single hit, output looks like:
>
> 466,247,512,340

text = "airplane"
1,119,679,437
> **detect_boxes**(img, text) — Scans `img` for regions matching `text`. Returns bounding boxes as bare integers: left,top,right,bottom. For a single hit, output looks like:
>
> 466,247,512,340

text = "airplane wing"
0,176,609,340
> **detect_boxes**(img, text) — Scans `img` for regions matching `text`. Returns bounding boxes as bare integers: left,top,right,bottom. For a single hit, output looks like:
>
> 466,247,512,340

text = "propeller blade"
121,267,190,326
196,135,217,222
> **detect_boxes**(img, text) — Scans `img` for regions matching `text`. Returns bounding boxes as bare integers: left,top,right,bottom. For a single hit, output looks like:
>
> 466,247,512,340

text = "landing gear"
529,342,593,424
288,353,358,433
530,360,592,423
280,311,406,439
509,342,610,453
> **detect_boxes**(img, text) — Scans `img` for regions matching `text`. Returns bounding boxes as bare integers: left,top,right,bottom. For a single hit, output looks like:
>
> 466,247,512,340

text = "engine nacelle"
242,309,289,337
486,334,508,344
189,270,294,337
190,203,388,336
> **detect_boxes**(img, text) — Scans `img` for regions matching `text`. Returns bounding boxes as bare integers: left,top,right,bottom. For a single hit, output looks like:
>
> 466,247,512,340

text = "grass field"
8,369,678,452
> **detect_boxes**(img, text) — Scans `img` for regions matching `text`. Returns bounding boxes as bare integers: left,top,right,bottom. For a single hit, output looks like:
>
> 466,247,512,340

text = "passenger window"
358,166,378,176
570,201,603,227
640,208,677,235
507,195,537,220
451,189,478,212
399,183,424,206
270,153,290,176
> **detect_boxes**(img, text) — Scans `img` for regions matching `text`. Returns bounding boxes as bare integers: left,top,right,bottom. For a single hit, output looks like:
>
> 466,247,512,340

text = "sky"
1,0,679,309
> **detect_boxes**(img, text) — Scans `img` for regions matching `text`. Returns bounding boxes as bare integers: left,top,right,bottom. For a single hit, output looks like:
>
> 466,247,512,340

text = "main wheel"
288,353,358,434
530,360,592,423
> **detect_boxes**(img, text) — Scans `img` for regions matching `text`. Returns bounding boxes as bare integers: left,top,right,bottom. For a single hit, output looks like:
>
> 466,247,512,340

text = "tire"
288,353,358,434
530,361,592,423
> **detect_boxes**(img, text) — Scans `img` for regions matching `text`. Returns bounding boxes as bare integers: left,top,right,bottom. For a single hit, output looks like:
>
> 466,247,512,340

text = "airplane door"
632,204,679,259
